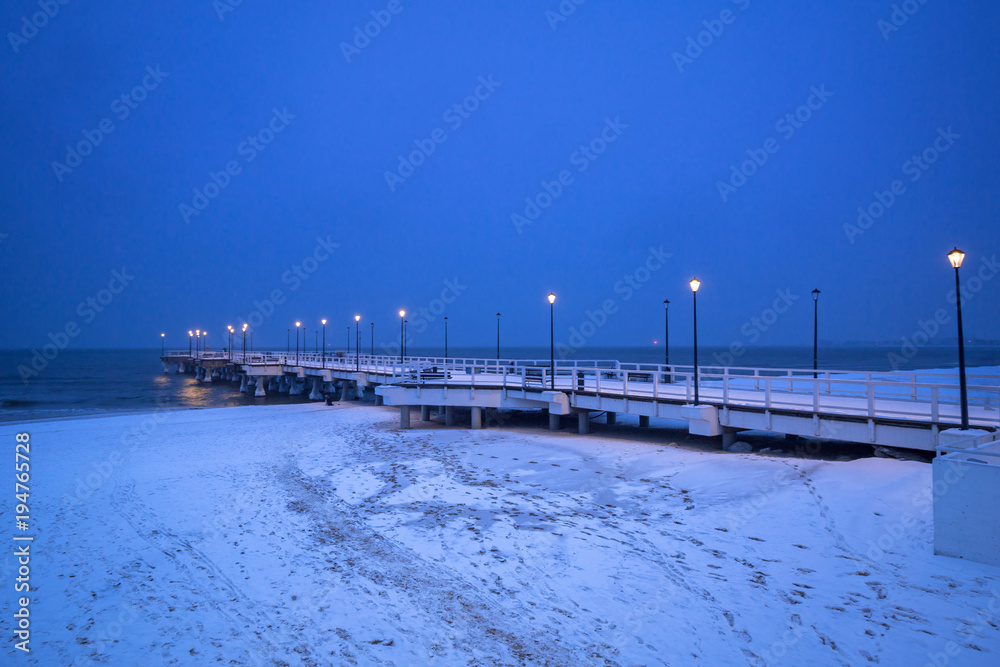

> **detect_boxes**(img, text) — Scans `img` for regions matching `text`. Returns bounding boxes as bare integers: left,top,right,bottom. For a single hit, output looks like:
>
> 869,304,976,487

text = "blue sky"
1,0,998,351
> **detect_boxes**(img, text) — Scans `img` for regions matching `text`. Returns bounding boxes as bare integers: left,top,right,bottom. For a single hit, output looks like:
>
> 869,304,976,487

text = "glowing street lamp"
295,321,301,365
242,323,248,360
548,293,556,389
196,329,201,357
321,319,327,368
188,330,193,356
355,315,361,371
663,299,670,382
948,247,970,429
689,278,701,404
399,310,406,363
812,289,821,379
160,332,165,357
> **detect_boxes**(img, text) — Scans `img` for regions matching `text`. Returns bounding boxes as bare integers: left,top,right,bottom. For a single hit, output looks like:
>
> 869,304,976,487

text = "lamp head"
812,289,821,302
189,331,193,336
689,278,701,293
242,323,248,331
295,321,301,328
547,293,556,304
355,314,360,322
321,318,327,325
948,247,965,269
399,309,406,318
663,299,670,309
161,333,165,337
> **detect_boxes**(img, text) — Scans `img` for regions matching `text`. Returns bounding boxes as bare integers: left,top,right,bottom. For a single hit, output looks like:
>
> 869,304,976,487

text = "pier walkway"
161,350,999,452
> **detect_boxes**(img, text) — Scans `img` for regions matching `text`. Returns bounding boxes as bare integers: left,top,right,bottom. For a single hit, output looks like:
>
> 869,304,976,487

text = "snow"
3,403,999,666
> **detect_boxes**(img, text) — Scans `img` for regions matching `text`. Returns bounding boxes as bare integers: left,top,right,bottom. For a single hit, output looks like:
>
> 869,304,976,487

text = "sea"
2,345,998,424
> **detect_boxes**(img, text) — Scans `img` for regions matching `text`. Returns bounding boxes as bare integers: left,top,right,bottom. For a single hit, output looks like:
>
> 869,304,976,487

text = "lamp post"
403,320,408,359
161,333,165,356
295,321,301,365
287,329,290,355
188,330,193,356
227,326,233,361
346,326,350,360
399,310,405,363
242,323,247,360
370,322,374,360
321,319,327,368
812,289,821,379
948,248,970,430
196,329,201,357
663,299,670,383
690,278,701,404
496,312,501,361
548,293,556,389
355,315,361,371
444,316,449,359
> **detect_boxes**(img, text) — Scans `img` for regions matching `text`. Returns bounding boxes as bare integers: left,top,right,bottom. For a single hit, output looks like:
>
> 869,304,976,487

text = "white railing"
206,351,999,429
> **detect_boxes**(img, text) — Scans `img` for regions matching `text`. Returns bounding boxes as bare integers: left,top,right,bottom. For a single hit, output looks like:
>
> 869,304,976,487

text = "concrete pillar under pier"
400,405,411,429
174,363,181,374
163,361,169,374
340,381,354,402
722,427,739,449
421,405,431,421
445,405,455,426
239,375,248,393
549,412,560,431
289,378,304,396
438,405,445,417
471,406,483,430
268,377,279,392
308,378,323,401
606,412,615,425
375,394,383,406
255,376,267,397
203,368,213,384
639,415,650,428
578,412,590,435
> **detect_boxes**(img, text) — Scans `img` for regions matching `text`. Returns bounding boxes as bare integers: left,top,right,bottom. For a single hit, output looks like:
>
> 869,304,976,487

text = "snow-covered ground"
3,403,999,666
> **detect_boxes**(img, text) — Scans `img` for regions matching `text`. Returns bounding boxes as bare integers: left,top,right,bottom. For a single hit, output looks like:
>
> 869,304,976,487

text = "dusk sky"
2,0,998,352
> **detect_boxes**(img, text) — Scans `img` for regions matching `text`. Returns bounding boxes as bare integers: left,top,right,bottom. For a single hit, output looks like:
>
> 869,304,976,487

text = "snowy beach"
4,404,999,666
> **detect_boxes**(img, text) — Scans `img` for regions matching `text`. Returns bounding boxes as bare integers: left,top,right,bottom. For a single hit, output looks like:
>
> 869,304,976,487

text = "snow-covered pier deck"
162,350,999,452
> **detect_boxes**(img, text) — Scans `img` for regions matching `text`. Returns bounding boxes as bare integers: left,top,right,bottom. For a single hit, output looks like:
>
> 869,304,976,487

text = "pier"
161,350,999,452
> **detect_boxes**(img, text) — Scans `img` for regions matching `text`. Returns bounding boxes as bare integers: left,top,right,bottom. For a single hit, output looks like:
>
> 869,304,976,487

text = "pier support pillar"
268,376,279,392
606,411,616,425
375,393,383,406
255,376,267,397
721,427,739,449
174,363,181,374
578,412,590,435
239,375,248,393
445,406,455,426
203,369,213,384
639,415,650,428
421,405,431,421
549,412,560,431
471,406,483,430
162,361,169,374
340,381,354,402
308,378,323,401
289,378,304,396
400,405,411,429
438,405,445,417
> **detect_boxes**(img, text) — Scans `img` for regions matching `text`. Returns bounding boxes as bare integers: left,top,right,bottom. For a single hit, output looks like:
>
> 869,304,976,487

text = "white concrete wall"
933,446,1000,568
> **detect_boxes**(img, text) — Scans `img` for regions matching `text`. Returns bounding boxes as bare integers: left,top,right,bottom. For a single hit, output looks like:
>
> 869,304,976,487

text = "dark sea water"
1,345,997,424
